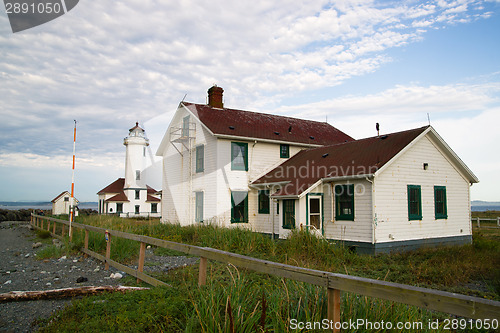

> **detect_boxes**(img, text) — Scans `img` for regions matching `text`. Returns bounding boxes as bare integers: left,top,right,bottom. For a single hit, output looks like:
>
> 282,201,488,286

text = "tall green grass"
36,215,499,332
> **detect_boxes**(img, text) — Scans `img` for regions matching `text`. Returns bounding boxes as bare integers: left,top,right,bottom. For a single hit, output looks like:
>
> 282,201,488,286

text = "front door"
282,199,295,229
308,195,322,234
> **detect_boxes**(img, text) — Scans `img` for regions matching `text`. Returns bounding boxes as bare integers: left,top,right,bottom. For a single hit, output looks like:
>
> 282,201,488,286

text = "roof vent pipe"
207,85,224,108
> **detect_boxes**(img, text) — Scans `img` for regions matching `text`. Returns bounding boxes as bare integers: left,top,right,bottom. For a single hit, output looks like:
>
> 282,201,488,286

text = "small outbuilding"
51,191,79,215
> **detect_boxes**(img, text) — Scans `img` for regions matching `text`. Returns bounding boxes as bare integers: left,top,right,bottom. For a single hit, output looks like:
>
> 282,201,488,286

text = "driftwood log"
0,285,149,303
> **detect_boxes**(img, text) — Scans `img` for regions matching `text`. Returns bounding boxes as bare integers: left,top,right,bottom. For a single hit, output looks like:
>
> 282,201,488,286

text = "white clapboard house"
156,86,478,253
97,123,161,217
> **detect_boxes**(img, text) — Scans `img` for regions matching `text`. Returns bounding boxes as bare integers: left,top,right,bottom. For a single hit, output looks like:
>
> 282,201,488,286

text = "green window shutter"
196,145,204,173
195,192,204,222
335,184,354,221
434,186,447,219
280,144,290,158
231,142,248,171
407,185,422,220
231,191,248,223
258,190,270,214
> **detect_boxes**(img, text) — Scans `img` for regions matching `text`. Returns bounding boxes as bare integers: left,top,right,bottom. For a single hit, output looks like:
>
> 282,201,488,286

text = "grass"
34,215,500,332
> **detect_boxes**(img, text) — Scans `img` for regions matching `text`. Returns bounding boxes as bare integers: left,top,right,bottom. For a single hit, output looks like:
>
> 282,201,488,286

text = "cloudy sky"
1,0,499,202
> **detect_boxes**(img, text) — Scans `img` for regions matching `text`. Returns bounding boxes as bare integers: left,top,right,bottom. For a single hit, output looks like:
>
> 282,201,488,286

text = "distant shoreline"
0,202,498,212
0,202,98,211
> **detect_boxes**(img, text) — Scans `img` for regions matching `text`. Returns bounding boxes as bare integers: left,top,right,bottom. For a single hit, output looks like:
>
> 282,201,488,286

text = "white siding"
374,135,471,243
52,193,72,215
160,108,218,225
215,139,303,231
322,180,373,243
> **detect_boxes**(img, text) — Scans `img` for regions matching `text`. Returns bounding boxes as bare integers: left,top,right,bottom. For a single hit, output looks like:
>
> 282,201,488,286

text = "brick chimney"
207,85,224,108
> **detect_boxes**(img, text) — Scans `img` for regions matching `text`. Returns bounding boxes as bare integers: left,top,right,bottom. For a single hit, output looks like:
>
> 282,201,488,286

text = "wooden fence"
472,217,500,228
30,214,500,332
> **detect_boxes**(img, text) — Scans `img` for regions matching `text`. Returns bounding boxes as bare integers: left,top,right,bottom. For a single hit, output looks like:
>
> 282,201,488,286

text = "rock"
110,273,123,279
4,280,12,285
76,277,88,283
59,256,66,261
32,242,43,248
73,259,78,263
52,239,63,249
93,267,100,272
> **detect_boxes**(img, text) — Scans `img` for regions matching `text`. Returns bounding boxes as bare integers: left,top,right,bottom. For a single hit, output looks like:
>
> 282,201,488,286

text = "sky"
1,0,499,202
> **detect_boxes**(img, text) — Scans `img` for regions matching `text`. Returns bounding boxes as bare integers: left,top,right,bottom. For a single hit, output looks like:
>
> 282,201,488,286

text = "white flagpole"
69,120,77,240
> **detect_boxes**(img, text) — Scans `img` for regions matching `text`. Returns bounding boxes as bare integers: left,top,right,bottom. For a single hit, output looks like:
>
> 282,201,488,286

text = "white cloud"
0,0,497,200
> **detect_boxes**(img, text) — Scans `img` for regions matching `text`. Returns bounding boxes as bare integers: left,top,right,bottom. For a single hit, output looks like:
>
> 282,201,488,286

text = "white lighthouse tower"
124,122,148,189
97,122,161,217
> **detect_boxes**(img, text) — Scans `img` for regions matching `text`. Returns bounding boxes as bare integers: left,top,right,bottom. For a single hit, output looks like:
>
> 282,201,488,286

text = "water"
0,202,98,211
471,205,500,212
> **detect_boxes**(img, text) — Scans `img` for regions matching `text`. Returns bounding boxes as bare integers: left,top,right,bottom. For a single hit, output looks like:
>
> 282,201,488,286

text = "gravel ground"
0,221,198,332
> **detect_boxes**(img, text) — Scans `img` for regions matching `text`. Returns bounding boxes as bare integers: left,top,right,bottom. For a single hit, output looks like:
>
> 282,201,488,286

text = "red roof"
97,178,125,195
106,192,130,202
183,102,354,146
98,178,159,202
252,126,429,197
146,185,158,195
146,194,161,202
51,191,78,203
129,122,144,132
51,191,69,203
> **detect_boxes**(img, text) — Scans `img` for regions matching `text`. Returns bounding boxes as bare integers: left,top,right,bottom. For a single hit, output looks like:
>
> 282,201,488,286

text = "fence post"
61,224,65,237
84,230,89,258
105,231,111,270
69,227,73,242
477,217,480,228
137,242,146,284
328,288,341,333
497,217,500,227
53,221,56,234
47,220,50,231
198,257,208,286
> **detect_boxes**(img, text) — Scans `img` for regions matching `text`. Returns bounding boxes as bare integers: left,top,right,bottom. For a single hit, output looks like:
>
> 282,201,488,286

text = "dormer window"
280,144,290,158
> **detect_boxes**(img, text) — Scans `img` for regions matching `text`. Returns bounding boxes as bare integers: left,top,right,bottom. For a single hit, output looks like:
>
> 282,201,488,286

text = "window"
136,170,141,180
151,203,158,214
282,199,295,229
434,186,447,219
231,191,248,223
196,145,204,173
231,142,248,171
335,184,354,221
182,116,190,137
195,192,204,222
135,190,140,200
277,202,279,215
116,203,123,213
64,197,69,202
135,205,140,214
407,185,422,220
258,190,270,214
280,144,290,158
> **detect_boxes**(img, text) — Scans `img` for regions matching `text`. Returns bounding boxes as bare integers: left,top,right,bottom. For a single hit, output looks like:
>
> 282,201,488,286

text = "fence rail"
30,214,500,332
472,217,500,228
